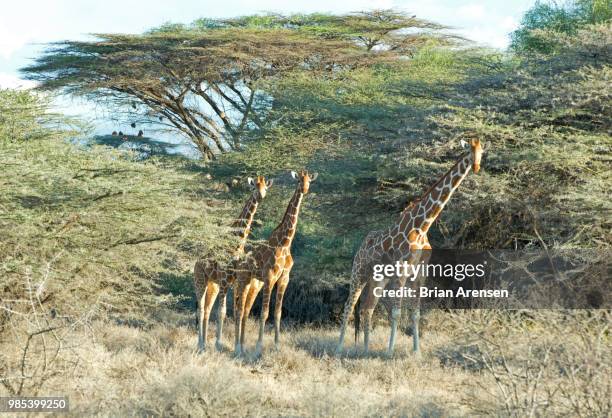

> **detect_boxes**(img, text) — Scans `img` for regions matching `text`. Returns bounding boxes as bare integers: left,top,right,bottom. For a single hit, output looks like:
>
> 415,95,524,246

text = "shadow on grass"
292,331,408,360
156,271,196,312
89,135,198,159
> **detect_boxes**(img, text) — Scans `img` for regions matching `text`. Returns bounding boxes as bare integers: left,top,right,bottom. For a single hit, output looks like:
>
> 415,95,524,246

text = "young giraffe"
194,175,272,353
337,138,484,355
233,170,318,355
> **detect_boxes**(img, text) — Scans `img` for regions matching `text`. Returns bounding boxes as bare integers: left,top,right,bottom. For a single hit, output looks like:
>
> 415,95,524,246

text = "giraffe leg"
197,291,207,353
361,280,381,354
412,308,421,354
241,280,263,350
386,273,412,356
244,280,263,317
411,249,429,355
194,262,207,353
256,277,274,355
232,285,238,321
387,306,401,356
215,286,227,351
234,282,249,356
387,278,408,356
336,278,365,355
201,281,220,353
274,271,290,350
363,308,375,354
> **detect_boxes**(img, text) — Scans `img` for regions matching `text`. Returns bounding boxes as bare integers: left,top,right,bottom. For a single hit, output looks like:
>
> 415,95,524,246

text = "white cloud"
406,4,524,48
0,1,61,59
466,14,520,48
460,27,508,49
500,15,519,31
457,4,486,20
0,33,28,60
0,72,37,89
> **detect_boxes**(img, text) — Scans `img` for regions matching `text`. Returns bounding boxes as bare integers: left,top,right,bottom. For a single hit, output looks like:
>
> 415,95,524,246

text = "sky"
0,0,537,89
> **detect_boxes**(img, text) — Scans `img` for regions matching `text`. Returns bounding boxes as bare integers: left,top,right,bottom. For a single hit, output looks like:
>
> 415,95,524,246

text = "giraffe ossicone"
336,138,484,356
193,175,272,353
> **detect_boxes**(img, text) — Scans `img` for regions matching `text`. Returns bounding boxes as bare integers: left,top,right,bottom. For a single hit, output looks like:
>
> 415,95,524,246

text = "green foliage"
0,89,82,142
382,24,611,250
0,89,235,322
591,0,612,21
147,22,189,34
210,23,611,322
218,10,458,53
510,0,611,53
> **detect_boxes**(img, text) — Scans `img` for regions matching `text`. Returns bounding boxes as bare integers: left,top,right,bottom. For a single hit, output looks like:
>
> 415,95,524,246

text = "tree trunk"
188,132,216,161
201,147,215,161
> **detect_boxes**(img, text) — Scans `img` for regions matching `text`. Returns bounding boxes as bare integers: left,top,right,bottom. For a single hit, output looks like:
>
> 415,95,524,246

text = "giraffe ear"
459,139,468,149
310,172,318,182
290,170,298,180
266,179,273,188
247,177,255,187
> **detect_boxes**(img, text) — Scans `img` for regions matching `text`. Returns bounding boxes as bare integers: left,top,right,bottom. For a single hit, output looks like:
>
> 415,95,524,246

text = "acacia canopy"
22,10,457,159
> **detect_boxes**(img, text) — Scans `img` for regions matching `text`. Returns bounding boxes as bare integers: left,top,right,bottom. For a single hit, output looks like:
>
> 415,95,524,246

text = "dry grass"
0,314,471,417
1,309,608,417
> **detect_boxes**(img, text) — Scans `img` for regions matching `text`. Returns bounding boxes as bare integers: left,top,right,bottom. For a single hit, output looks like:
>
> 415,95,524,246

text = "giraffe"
336,138,484,356
194,175,272,353
233,170,318,355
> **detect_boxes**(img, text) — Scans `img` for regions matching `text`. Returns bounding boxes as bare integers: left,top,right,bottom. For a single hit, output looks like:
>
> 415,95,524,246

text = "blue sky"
0,0,537,89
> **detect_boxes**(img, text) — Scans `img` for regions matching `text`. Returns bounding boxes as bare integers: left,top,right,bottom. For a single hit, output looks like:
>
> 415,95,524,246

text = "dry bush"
0,274,96,397
441,310,611,417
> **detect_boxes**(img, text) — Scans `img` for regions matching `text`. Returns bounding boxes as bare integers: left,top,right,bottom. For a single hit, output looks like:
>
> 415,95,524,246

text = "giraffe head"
247,175,273,200
290,170,318,194
460,138,484,173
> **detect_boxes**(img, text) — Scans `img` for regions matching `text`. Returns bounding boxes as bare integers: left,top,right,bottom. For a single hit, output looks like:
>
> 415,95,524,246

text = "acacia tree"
22,10,458,159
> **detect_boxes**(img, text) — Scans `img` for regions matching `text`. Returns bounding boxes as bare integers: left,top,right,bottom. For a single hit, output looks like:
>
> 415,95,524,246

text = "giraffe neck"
231,193,259,254
269,187,304,248
400,153,473,235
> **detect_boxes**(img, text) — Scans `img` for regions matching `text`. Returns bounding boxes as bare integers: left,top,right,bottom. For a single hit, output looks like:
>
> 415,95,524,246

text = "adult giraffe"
336,138,484,355
194,175,272,353
233,170,318,356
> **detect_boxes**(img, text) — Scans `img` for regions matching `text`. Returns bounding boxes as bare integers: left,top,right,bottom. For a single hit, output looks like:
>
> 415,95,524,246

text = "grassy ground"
1,310,608,416
1,315,471,417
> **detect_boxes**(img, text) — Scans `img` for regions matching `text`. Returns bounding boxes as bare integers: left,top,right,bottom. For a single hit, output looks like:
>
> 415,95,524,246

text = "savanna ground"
2,308,609,417
2,2,611,417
